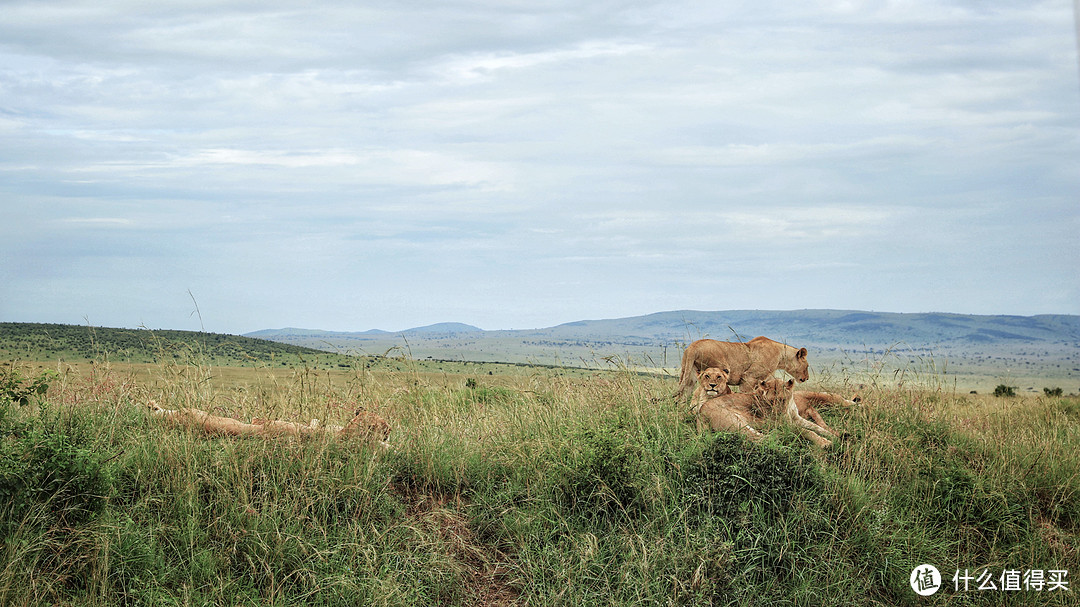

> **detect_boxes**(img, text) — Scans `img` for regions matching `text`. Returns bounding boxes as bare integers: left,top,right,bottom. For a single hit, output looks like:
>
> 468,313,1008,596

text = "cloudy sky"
1,1,1078,335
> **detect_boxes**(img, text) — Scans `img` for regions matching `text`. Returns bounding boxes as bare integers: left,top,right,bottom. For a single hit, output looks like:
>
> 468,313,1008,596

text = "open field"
4,320,1076,394
248,310,1080,395
1,351,1077,606
261,332,1077,395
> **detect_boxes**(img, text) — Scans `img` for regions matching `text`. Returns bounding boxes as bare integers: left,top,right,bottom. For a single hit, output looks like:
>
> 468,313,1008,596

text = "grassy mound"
0,362,1076,605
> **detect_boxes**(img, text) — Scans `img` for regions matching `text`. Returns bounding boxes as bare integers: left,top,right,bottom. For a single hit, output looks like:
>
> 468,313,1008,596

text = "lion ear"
796,347,808,360
786,379,795,389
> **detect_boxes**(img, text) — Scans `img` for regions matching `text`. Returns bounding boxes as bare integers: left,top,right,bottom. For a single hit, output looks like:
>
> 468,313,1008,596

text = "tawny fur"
695,373,791,442
754,378,838,447
675,336,810,399
148,401,391,448
340,408,392,442
758,378,860,437
694,370,836,448
689,366,732,415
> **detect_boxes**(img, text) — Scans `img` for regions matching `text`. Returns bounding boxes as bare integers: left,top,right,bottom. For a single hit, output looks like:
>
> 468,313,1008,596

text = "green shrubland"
0,359,1076,606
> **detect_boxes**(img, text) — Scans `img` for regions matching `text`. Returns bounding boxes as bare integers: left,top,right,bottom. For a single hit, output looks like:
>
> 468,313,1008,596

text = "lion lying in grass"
692,368,837,448
692,367,772,442
758,378,859,437
147,401,391,448
689,366,733,415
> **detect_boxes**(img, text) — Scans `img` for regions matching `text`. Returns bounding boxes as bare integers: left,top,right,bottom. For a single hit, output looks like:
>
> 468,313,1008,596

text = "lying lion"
689,366,732,415
147,401,391,449
758,378,859,437
693,368,837,448
693,368,778,443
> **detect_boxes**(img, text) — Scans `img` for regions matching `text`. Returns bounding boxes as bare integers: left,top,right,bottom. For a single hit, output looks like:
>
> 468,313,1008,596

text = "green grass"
0,356,1077,606
0,322,358,368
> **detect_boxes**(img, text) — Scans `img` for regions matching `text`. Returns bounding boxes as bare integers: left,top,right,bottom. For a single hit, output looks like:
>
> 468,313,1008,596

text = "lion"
689,366,732,415
754,378,837,448
339,408,392,444
694,369,835,448
674,336,810,400
759,378,860,437
149,401,391,448
694,371,792,442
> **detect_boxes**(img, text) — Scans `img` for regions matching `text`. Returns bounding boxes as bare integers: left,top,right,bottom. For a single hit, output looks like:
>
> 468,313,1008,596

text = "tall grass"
0,356,1077,606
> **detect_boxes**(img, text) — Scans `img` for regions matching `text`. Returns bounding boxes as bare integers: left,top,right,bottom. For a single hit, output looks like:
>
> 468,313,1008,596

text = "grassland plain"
248,311,1080,394
1,347,1078,605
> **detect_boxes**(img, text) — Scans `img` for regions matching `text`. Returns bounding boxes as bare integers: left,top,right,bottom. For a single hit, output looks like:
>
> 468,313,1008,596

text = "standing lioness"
674,336,810,399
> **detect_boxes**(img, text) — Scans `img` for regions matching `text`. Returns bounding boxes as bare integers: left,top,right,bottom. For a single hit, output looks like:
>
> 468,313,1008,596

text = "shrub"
993,384,1017,397
0,367,55,406
553,421,654,523
0,411,114,529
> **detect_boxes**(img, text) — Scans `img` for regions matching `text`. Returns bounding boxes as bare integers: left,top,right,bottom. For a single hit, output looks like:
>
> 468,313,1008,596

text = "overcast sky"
1,1,1078,335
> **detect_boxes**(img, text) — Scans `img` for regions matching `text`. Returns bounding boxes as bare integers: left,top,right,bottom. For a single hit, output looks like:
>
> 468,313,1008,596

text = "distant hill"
248,310,1080,352
246,310,1080,391
247,322,482,340
532,310,1080,347
3,312,1075,391
404,322,484,335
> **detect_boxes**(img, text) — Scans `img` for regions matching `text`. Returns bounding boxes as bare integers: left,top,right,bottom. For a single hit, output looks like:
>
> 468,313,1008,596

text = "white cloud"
0,0,1077,332
436,40,654,83
59,217,135,226
713,206,902,242
653,137,937,168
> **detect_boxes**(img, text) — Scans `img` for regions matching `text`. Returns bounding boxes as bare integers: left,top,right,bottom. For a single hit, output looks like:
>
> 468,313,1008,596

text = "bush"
993,384,1017,397
1043,387,1063,397
0,410,114,529
0,367,55,406
554,422,654,523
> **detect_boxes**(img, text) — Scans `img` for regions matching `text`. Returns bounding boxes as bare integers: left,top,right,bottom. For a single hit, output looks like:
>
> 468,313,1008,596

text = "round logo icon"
910,564,942,596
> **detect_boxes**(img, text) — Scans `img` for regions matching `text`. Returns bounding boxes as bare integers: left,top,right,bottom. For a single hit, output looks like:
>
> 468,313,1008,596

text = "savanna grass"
0,357,1076,606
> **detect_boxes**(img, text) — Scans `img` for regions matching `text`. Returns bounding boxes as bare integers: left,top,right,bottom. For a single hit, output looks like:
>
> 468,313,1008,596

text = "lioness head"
342,408,392,442
756,377,795,402
789,347,809,382
697,367,730,398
